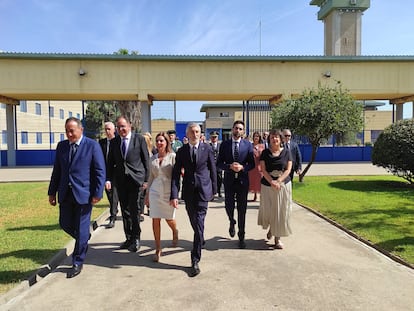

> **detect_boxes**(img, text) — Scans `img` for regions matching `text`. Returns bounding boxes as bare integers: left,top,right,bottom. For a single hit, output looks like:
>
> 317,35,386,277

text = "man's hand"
170,199,178,209
105,181,111,191
91,197,101,205
49,195,57,206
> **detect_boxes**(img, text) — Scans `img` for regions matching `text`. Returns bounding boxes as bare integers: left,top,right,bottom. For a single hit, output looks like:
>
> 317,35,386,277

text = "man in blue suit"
170,122,217,277
217,120,255,249
283,129,302,181
48,117,106,278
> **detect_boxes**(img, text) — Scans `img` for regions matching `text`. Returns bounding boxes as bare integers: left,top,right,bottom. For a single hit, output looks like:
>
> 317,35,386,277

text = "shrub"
372,119,414,184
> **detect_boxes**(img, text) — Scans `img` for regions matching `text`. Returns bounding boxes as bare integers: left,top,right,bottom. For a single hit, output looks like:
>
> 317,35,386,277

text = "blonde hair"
143,132,153,155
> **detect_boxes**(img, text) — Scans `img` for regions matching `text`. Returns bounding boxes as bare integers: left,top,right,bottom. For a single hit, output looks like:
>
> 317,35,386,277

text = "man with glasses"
283,129,302,181
217,120,255,249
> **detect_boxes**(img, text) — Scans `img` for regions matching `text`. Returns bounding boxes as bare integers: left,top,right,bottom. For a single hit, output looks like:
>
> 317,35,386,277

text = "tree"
83,101,118,139
372,119,414,184
269,83,364,182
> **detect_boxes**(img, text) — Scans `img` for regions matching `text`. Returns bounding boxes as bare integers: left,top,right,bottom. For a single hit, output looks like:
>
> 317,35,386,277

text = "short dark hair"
65,117,82,128
233,120,245,128
167,130,176,135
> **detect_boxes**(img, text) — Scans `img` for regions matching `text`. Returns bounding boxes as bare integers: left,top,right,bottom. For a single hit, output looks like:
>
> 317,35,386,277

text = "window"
76,113,80,119
371,130,382,143
36,132,42,144
21,131,28,144
50,133,55,144
68,111,73,118
35,103,42,115
60,133,65,141
59,109,64,119
219,112,229,117
2,130,7,144
49,106,55,117
20,101,27,112
0,103,6,109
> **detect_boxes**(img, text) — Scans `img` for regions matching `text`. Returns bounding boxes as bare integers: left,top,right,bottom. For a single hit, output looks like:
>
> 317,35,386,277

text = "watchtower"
310,0,370,56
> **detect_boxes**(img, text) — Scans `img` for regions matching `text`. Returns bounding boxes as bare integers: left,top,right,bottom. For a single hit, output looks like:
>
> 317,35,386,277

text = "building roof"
1,52,414,62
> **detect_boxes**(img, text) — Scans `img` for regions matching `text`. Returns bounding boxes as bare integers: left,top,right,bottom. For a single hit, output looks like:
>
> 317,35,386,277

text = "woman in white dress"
145,132,178,262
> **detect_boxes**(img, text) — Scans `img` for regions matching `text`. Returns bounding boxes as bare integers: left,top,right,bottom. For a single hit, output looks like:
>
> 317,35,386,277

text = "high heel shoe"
172,229,179,247
153,249,162,262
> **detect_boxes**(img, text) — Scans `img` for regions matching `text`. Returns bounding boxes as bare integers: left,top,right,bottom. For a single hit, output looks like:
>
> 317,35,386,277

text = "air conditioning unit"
350,0,357,5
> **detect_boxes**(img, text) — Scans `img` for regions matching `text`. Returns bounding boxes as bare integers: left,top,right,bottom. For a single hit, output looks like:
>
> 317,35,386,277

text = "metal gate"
243,95,281,138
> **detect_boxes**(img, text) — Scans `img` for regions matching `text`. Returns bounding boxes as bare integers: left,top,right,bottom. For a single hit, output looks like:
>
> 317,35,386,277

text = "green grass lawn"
0,182,108,294
293,175,414,266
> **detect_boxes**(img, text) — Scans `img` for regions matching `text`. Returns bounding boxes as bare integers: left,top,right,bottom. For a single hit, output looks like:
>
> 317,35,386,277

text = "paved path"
0,162,391,182
2,163,414,311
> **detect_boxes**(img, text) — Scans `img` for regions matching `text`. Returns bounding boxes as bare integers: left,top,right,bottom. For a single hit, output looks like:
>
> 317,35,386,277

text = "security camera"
78,68,86,76
323,71,331,78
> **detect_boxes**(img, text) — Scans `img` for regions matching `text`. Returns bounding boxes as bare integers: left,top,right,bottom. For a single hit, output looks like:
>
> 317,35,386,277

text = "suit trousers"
224,179,248,240
117,176,142,241
185,193,208,265
105,186,119,220
59,188,92,266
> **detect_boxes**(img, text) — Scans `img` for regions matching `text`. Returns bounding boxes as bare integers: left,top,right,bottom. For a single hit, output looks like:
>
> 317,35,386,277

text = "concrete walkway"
2,163,414,311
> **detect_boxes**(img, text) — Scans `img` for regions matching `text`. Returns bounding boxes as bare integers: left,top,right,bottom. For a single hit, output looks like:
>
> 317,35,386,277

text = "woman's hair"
142,132,153,155
252,131,263,143
268,129,285,147
155,132,172,153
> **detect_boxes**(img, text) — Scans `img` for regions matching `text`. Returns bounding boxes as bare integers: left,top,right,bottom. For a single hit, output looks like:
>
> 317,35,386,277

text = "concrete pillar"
396,104,404,121
6,104,16,166
412,102,414,119
140,100,151,133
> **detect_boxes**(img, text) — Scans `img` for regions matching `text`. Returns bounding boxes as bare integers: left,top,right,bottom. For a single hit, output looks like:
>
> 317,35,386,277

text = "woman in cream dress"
145,132,178,262
258,129,292,249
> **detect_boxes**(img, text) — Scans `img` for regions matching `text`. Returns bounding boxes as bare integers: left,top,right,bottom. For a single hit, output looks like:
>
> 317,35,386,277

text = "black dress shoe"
120,240,132,249
229,224,235,238
67,264,83,278
128,240,140,252
189,262,200,277
238,240,246,249
140,215,145,222
107,219,115,228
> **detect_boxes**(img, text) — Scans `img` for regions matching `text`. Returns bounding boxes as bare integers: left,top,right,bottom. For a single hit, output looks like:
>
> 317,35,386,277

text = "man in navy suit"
283,129,302,181
170,122,217,277
99,121,119,228
48,117,106,278
106,116,149,253
217,120,255,249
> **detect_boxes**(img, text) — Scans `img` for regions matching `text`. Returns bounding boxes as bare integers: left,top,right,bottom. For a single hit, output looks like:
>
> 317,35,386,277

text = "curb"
0,210,110,306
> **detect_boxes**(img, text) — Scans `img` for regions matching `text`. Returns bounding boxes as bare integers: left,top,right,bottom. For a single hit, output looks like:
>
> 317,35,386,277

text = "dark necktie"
121,138,127,158
286,142,290,151
234,141,239,162
192,146,197,164
70,143,77,163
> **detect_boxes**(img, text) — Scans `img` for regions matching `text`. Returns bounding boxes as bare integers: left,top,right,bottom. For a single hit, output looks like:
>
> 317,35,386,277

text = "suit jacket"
286,140,302,171
171,142,217,202
106,133,150,186
209,142,222,172
217,138,255,187
48,136,106,205
99,137,110,164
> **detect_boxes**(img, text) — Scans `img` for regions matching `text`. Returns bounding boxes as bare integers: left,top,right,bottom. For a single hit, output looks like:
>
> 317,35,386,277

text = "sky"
1,0,413,119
